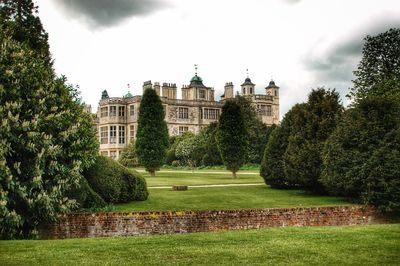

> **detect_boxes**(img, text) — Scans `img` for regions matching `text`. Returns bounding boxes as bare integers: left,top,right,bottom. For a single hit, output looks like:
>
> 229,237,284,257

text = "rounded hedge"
84,156,148,203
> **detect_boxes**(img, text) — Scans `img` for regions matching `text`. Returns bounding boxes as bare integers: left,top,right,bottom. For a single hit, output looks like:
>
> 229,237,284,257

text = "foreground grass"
137,170,263,187
1,224,399,265
114,186,350,212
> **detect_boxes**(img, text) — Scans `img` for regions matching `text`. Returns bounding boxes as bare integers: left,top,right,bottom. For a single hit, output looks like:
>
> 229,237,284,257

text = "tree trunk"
149,170,155,176
232,171,237,178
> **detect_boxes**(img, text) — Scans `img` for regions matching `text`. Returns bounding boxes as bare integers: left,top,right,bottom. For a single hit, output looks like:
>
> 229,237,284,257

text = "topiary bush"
67,177,106,209
84,156,148,204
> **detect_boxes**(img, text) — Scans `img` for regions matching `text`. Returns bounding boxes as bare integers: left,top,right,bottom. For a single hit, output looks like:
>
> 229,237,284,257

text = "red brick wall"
40,206,388,239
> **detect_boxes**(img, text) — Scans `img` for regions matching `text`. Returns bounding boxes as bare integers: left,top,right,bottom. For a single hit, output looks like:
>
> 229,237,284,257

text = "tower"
241,69,255,96
223,82,234,99
265,79,279,98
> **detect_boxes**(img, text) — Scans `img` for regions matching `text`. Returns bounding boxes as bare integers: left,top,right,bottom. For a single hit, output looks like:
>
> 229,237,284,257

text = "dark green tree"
0,0,51,63
200,122,223,166
321,98,400,199
350,28,400,102
260,108,297,188
234,95,271,164
284,88,342,193
135,88,169,176
217,101,248,178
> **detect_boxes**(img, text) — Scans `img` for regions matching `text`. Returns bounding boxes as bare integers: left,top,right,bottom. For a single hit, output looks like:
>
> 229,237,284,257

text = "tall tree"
350,28,400,102
0,37,98,239
283,88,343,193
217,101,247,178
135,88,169,176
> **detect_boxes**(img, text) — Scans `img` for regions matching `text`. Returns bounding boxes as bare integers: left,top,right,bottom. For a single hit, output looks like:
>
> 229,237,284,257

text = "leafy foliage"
118,141,140,168
135,88,169,176
217,101,248,177
84,156,148,203
350,28,400,102
0,37,98,238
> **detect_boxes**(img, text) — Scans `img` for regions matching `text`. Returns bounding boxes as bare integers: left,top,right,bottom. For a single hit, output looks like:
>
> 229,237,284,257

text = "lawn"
114,186,351,212
135,169,263,187
1,224,399,265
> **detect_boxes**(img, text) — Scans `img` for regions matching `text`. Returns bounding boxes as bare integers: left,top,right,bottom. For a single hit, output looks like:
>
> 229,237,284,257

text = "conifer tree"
135,88,169,176
217,101,247,178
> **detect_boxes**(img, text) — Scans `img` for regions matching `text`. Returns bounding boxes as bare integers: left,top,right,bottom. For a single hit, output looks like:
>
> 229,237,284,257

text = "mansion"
96,72,280,159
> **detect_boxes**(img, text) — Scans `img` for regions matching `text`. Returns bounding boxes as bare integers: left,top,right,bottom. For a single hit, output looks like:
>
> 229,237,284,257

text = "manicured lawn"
136,169,263,187
1,224,399,265
114,186,351,212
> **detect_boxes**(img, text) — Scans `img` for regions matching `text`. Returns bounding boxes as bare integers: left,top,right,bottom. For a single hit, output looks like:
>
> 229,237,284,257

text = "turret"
265,80,279,98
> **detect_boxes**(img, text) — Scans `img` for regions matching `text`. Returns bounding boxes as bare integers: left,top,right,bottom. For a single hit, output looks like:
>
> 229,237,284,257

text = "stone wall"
40,206,388,239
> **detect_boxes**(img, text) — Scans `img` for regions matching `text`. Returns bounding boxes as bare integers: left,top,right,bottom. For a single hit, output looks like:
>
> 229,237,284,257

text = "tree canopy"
350,28,400,102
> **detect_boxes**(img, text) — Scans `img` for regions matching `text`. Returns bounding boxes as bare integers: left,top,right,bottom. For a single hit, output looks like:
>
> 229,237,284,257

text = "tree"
283,88,342,193
234,95,271,164
217,101,247,178
135,88,169,176
321,97,400,199
350,28,400,102
118,141,140,168
0,36,98,239
199,122,223,166
260,108,297,188
0,0,51,63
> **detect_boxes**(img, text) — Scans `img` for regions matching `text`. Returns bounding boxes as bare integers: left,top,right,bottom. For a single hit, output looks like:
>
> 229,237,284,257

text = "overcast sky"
37,0,400,117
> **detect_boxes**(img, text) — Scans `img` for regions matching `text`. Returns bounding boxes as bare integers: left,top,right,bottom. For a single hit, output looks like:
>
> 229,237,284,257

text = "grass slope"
1,224,399,265
114,186,350,212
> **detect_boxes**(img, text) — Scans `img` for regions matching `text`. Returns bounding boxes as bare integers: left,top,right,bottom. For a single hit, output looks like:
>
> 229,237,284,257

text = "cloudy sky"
37,0,400,116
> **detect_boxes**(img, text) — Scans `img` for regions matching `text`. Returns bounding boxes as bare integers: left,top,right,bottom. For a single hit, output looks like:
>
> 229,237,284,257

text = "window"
249,87,253,94
100,107,108,118
275,90,277,96
130,125,135,142
110,126,116,144
110,151,117,160
109,106,117,117
101,151,108,156
199,90,206,99
119,126,125,144
162,105,167,117
179,126,188,135
129,105,135,117
118,106,125,117
100,126,108,144
178,107,189,119
266,105,272,116
204,108,219,120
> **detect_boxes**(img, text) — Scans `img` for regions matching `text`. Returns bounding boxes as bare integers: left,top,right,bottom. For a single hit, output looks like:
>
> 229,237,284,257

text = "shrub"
67,177,106,209
84,156,148,203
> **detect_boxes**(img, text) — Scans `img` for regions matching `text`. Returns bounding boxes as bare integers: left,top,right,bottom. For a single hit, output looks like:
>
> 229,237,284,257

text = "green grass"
1,224,399,265
114,186,351,212
137,170,263,187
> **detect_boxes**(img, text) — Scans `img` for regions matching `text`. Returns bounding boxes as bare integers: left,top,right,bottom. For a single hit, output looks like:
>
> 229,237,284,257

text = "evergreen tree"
350,28,400,102
217,101,247,178
260,108,297,188
283,88,342,193
135,88,169,176
321,98,400,199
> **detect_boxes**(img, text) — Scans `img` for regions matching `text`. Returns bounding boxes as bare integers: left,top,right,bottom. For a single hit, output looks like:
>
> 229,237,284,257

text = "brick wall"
40,206,388,239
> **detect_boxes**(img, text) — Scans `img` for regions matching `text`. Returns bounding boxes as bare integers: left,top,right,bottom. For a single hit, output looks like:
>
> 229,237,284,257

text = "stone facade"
96,73,280,159
40,206,388,239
